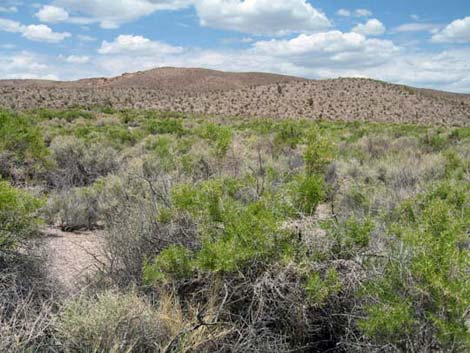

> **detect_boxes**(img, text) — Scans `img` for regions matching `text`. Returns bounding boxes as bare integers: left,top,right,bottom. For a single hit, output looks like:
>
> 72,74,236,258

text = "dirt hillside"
1,67,469,126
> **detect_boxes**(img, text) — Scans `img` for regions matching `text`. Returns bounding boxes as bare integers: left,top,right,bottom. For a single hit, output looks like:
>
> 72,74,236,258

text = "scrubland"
1,108,470,352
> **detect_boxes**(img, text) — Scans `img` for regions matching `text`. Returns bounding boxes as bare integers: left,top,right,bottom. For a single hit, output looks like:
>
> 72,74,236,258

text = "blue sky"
0,0,469,92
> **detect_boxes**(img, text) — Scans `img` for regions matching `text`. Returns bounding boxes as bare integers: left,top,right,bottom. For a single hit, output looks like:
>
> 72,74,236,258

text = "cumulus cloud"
23,24,71,43
0,18,71,43
336,8,372,18
36,5,69,23
98,35,184,55
352,19,386,36
252,31,398,68
355,9,372,17
431,16,470,43
61,55,91,64
52,0,192,28
392,23,440,33
194,0,331,35
337,9,350,17
0,6,17,13
77,34,96,42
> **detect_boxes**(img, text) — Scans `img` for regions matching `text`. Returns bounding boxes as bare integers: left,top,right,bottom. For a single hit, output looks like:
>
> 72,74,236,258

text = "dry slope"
1,67,469,126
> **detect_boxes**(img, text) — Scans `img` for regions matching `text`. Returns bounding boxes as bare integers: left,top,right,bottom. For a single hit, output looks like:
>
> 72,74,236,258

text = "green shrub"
328,217,374,258
360,184,470,351
273,121,303,150
0,180,43,250
0,110,49,181
144,245,193,283
198,123,233,159
303,127,335,175
305,268,342,305
146,118,184,135
293,174,325,215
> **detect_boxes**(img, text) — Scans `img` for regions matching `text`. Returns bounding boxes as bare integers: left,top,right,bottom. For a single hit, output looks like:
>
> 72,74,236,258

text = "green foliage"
359,301,416,342
0,180,43,250
0,110,48,165
293,174,325,215
144,245,193,282
305,268,342,305
146,118,185,135
329,217,374,258
360,183,470,350
198,123,233,159
303,127,335,175
37,108,94,122
273,121,303,150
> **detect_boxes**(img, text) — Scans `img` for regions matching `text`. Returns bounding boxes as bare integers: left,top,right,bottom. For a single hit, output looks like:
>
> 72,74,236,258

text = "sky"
0,0,469,92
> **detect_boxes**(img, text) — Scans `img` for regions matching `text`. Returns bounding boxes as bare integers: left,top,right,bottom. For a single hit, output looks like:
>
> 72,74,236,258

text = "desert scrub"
56,291,172,353
0,110,49,182
0,180,43,251
359,182,470,351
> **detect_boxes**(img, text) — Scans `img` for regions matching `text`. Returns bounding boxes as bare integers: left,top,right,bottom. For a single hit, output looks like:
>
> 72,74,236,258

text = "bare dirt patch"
44,227,105,291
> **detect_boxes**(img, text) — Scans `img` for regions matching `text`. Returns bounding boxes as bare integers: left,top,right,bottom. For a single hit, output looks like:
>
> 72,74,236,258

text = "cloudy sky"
0,0,469,92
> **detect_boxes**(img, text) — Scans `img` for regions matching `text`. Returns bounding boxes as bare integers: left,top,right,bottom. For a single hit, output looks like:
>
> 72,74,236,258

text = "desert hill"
1,67,469,126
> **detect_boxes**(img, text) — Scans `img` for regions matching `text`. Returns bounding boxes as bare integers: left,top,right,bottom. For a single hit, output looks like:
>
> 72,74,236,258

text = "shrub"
273,121,303,150
303,127,335,175
0,110,49,182
49,136,118,188
144,245,193,283
146,118,185,135
359,183,470,351
293,174,325,215
44,186,100,231
305,268,342,305
0,180,43,251
56,291,172,353
198,123,233,159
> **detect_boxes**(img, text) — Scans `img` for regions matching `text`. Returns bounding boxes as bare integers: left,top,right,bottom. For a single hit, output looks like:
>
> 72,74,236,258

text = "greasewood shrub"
0,180,43,251
0,110,49,181
359,182,470,351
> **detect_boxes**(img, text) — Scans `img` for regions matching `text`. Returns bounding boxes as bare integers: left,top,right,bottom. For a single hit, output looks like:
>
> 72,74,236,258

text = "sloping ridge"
75,67,307,91
0,67,469,126
0,67,305,92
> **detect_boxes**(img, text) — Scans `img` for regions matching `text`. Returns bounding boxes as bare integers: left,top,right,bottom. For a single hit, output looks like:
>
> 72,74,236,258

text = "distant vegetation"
1,107,469,352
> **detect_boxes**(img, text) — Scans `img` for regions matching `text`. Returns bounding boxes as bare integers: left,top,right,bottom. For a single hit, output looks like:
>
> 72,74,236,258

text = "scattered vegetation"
1,107,469,352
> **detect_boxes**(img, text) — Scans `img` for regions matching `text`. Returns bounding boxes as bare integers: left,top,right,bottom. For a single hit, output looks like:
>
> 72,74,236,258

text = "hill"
1,67,469,126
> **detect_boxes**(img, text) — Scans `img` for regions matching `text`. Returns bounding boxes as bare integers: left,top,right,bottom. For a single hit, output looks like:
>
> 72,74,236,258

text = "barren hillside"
1,67,469,126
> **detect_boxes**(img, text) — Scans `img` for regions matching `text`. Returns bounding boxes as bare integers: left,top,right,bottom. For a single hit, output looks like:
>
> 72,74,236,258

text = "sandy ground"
44,227,105,291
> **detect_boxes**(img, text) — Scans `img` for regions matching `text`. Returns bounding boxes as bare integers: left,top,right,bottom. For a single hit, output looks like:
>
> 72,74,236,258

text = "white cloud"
253,31,398,68
52,0,192,28
77,34,96,42
337,8,373,18
0,6,17,13
62,55,91,64
194,0,331,36
352,19,385,36
355,9,372,17
392,23,440,33
36,5,69,23
22,24,71,43
98,35,184,55
0,18,22,32
0,18,71,43
336,9,350,17
431,16,470,43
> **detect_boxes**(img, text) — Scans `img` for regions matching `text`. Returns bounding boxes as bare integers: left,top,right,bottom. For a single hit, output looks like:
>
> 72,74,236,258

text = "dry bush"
56,290,171,353
44,187,101,231
96,169,198,286
48,136,119,188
